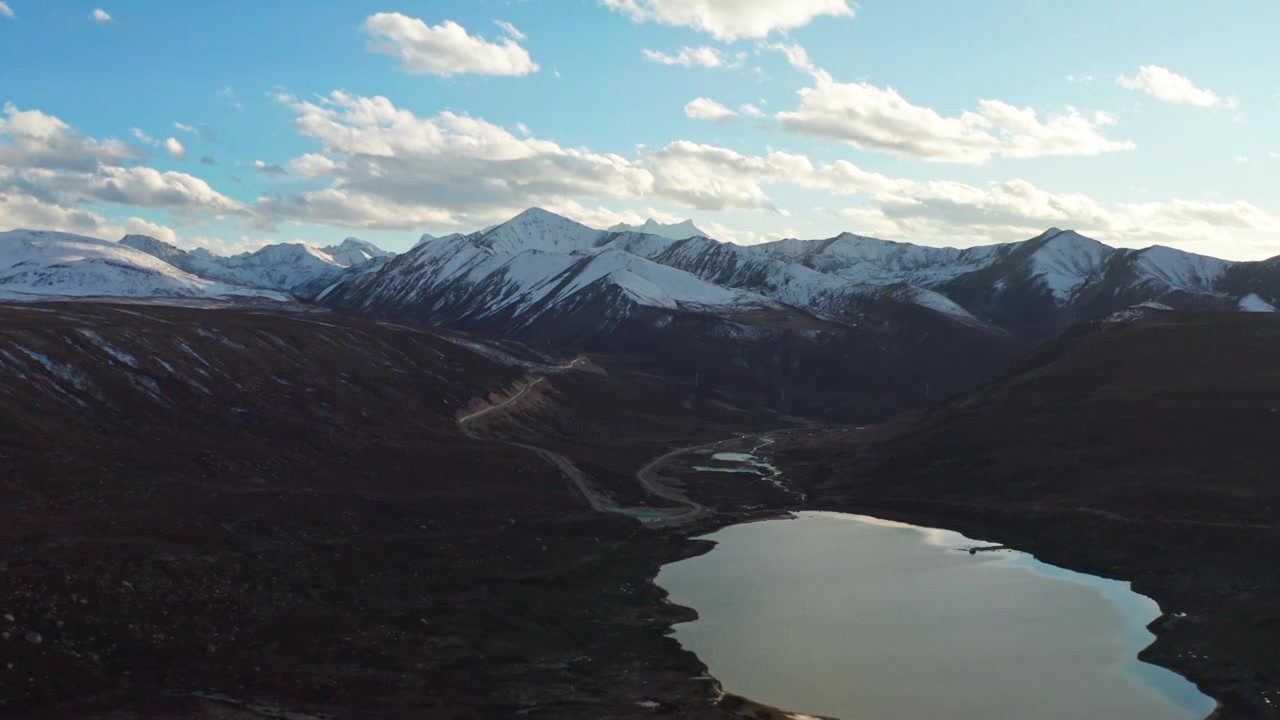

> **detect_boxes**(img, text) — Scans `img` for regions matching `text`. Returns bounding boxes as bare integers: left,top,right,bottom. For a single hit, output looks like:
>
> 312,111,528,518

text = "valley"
2,215,1280,719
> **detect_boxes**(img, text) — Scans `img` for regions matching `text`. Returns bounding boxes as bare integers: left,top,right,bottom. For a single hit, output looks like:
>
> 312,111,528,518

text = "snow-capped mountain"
757,232,1005,286
324,231,779,332
321,238,394,267
120,234,393,295
0,230,284,300
607,218,708,241
320,214,1021,419
12,208,1280,354
323,209,1280,347
476,208,609,255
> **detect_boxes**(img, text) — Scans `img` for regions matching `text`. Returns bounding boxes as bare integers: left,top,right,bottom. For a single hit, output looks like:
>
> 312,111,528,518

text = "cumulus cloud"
0,2,13,19
643,46,738,69
754,44,1134,164
91,8,111,24
0,103,144,171
163,137,186,160
7,165,248,219
256,91,654,230
0,187,183,244
174,122,197,133
0,105,248,240
684,97,737,121
600,0,854,41
362,13,538,77
1116,66,1223,107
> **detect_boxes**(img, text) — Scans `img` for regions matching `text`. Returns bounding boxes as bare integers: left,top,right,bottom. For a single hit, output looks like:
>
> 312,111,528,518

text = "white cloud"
643,46,738,69
254,160,288,177
1116,66,1222,107
0,105,247,238
0,103,143,171
12,165,249,218
834,177,1277,248
0,2,13,19
131,128,155,145
361,13,538,77
174,122,196,133
163,137,186,161
288,153,336,178
759,45,1134,164
91,8,111,24
1066,75,1095,84
740,104,766,118
684,97,737,121
0,186,182,243
600,0,854,41
257,91,655,230
1234,155,1251,165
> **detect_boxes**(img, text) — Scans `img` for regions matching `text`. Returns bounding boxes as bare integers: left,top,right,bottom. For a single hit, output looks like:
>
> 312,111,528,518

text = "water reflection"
657,512,1214,720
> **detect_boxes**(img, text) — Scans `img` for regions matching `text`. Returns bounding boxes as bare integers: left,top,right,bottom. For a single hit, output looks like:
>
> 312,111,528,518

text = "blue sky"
1,0,1277,258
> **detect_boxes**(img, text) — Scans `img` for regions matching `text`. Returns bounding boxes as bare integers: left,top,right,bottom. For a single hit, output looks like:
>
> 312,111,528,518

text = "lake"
656,512,1215,720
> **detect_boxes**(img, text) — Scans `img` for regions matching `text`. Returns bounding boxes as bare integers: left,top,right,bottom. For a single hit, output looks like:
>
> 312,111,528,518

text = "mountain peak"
608,218,708,241
479,208,607,255
119,234,187,259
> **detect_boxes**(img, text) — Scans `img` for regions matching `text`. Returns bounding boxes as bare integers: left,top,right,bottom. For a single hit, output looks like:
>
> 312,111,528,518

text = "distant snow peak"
320,237,393,268
608,218,708,241
0,230,283,301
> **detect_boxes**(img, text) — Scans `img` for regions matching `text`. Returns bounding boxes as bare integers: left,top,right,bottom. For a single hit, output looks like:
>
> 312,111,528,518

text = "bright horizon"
2,1,1278,260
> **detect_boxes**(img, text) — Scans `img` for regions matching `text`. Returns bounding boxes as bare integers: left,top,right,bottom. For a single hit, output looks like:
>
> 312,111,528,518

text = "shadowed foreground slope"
0,302,785,719
773,313,1280,718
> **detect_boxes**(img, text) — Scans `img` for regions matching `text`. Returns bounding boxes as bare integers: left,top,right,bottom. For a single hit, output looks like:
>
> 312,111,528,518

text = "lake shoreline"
656,510,1217,720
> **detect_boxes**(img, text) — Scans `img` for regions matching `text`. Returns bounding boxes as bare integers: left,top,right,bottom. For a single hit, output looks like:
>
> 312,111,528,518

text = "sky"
1,0,1278,259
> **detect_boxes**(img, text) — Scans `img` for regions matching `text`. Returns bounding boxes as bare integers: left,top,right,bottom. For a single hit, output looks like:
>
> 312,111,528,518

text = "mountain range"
4,208,1280,416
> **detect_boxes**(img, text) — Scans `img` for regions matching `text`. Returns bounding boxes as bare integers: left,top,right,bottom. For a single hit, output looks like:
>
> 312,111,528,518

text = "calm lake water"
656,512,1215,720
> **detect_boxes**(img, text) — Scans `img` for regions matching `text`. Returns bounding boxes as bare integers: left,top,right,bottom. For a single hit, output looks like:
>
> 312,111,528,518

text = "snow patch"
1239,293,1276,313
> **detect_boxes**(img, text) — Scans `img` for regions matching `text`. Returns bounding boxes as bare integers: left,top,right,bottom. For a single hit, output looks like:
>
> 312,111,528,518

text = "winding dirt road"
458,357,712,524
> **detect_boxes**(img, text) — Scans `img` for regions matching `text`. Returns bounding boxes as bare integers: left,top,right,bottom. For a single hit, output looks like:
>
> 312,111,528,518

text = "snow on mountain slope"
321,231,779,334
0,230,283,300
1239,294,1276,313
894,287,987,324
1130,245,1230,293
1024,228,1113,300
198,244,350,294
120,234,392,295
542,248,771,312
320,238,394,267
476,207,608,255
611,233,854,310
755,232,1004,286
607,218,707,241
